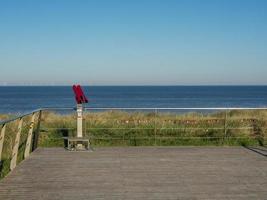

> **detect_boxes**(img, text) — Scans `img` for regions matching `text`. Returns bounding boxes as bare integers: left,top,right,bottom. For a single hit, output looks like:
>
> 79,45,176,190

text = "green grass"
38,110,267,147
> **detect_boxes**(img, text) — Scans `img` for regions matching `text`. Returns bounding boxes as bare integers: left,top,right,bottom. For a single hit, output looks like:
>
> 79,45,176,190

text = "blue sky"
0,0,267,85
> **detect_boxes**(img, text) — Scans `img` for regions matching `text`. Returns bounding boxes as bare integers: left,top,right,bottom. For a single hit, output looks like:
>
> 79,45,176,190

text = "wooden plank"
24,113,36,158
0,147,266,200
10,118,23,171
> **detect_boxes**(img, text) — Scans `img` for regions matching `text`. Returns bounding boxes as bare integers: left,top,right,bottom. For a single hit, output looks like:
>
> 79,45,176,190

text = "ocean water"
0,86,267,114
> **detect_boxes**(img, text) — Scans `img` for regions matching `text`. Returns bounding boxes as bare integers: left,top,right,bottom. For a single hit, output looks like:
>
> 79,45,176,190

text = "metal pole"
0,124,6,161
76,104,83,149
77,104,83,138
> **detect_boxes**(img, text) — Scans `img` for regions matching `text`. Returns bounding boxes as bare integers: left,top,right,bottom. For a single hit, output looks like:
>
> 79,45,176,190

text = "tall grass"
38,110,267,147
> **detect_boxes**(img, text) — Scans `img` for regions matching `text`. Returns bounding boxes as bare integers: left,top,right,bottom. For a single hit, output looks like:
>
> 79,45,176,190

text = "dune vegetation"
38,109,267,147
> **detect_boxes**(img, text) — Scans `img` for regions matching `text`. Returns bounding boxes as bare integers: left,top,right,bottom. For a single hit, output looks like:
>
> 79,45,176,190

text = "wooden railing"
0,109,42,172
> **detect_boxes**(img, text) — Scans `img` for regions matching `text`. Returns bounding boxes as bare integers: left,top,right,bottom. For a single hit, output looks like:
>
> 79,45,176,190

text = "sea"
0,86,267,114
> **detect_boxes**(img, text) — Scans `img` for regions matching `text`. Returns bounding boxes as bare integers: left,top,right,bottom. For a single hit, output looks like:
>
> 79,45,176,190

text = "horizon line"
1,84,267,87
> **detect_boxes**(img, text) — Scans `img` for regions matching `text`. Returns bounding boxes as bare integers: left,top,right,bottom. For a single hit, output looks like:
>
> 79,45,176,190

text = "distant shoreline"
1,85,267,87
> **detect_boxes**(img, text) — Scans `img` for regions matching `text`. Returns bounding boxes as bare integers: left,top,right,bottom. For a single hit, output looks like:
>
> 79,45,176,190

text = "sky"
0,0,267,85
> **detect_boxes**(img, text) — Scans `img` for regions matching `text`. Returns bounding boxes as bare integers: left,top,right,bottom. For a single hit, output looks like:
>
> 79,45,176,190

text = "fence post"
24,113,37,158
32,110,42,151
224,110,228,142
0,124,6,161
154,109,157,146
10,118,23,171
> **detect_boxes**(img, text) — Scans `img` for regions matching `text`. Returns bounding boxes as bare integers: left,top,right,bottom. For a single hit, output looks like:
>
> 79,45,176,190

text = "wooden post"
24,113,36,158
32,110,42,151
154,109,157,146
0,124,6,161
10,118,23,171
224,110,228,142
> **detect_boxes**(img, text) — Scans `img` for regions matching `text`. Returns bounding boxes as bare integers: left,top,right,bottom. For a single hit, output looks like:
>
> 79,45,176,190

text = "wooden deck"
0,147,266,200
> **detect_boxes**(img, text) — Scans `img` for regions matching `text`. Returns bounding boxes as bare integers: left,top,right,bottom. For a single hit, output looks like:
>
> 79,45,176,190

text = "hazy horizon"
1,84,267,87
